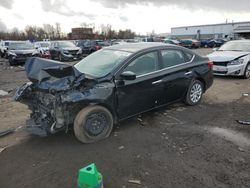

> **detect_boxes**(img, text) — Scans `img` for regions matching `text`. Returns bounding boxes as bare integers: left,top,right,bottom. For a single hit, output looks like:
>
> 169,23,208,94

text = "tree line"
0,22,136,41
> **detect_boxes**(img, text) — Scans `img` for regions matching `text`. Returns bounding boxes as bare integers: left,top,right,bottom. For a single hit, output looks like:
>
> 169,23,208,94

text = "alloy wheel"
245,64,250,78
190,83,202,103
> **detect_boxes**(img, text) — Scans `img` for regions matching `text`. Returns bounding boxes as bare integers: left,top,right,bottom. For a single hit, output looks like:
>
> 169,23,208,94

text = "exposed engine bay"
15,57,98,136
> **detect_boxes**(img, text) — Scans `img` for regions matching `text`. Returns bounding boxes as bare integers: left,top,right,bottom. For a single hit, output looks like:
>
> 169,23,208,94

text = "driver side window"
124,51,158,76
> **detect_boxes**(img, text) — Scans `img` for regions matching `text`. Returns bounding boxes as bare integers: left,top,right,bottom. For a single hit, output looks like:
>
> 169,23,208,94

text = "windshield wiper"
230,50,243,52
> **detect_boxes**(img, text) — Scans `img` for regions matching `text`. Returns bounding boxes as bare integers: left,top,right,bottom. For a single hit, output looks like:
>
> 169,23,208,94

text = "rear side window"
160,50,185,68
183,51,194,62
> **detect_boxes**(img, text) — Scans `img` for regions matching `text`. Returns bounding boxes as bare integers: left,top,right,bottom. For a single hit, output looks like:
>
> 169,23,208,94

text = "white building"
171,21,250,39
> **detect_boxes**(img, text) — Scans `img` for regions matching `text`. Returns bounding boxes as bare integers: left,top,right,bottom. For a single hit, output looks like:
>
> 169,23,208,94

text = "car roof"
106,42,170,53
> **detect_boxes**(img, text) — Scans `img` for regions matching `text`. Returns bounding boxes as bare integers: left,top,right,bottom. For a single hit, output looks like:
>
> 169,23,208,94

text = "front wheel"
9,57,14,66
74,105,113,143
58,54,63,61
243,63,250,79
184,80,203,106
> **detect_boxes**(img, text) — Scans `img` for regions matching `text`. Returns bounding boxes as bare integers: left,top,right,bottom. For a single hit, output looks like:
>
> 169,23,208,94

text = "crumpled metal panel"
25,57,86,92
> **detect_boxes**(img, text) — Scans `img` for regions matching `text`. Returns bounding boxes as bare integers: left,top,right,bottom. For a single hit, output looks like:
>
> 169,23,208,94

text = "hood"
207,51,250,62
24,57,87,92
10,49,37,54
62,47,80,51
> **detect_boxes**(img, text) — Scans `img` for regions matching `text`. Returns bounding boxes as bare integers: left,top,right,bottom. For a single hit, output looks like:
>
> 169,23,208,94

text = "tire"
58,53,63,61
184,80,203,106
9,57,14,66
243,63,250,79
74,105,113,143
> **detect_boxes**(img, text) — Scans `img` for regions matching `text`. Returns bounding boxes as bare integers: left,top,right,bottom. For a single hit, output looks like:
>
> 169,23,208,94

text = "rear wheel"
243,63,250,79
184,80,203,105
74,105,113,143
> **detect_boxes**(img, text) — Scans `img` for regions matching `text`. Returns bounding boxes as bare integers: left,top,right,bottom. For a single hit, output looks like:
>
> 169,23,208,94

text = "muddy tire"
74,105,113,143
184,80,203,106
243,63,250,79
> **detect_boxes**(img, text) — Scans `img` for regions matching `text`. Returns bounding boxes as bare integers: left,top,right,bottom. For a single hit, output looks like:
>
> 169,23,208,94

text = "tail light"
208,60,213,69
95,45,101,50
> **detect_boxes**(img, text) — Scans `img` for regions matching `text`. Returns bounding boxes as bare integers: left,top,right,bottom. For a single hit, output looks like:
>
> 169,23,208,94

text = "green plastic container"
78,163,103,188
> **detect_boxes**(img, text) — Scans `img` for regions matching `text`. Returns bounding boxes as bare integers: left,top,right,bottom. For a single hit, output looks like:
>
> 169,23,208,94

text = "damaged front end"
15,57,96,136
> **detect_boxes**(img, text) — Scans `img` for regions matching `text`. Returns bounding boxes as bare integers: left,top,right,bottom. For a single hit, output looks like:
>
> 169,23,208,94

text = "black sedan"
15,43,213,143
49,41,82,61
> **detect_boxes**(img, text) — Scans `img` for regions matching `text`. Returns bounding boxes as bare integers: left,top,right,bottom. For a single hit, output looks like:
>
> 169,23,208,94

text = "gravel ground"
0,48,250,188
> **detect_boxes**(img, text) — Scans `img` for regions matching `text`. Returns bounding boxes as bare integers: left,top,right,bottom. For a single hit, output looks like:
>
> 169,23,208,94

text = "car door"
115,51,164,119
158,49,194,104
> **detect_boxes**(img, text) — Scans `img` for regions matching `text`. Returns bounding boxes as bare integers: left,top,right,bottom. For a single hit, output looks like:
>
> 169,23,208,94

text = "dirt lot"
0,48,250,188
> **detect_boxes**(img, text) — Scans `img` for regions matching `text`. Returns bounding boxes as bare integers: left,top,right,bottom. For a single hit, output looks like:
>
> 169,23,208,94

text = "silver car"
207,40,250,79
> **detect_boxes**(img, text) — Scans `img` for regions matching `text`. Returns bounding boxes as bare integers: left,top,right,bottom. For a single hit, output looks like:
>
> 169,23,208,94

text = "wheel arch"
195,77,206,91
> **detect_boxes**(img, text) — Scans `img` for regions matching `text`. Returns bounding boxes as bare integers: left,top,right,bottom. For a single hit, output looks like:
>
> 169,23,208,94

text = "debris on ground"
236,120,250,125
15,66,25,72
0,90,8,96
118,146,125,150
238,147,245,152
137,117,145,126
137,118,143,122
0,147,6,153
0,129,15,137
242,93,249,97
128,179,141,185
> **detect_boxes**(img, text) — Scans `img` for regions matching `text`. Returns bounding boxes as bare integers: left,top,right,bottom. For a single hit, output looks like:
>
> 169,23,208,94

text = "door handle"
184,71,192,75
152,80,163,85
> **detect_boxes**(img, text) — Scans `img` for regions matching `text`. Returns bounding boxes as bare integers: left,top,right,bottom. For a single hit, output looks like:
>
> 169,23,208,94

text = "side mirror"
120,71,136,80
213,47,218,51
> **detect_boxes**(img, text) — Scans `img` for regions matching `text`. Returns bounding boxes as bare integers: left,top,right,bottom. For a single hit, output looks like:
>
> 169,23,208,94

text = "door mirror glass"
120,71,136,80
213,47,218,51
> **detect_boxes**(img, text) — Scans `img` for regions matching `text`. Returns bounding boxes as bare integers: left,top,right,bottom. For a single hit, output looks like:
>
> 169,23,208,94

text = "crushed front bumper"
213,64,245,76
26,118,49,137
62,53,82,61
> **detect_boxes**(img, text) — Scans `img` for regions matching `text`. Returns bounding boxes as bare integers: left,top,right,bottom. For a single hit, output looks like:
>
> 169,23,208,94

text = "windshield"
9,42,34,50
39,42,50,47
74,49,131,77
218,41,250,52
58,41,76,48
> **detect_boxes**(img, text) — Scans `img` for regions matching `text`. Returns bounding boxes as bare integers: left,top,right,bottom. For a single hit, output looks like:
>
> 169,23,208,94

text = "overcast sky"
0,0,250,34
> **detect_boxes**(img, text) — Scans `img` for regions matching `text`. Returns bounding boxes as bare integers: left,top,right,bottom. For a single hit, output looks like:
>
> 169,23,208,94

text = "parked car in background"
34,41,51,59
0,40,11,58
207,39,226,48
163,39,181,45
77,40,103,55
180,39,201,48
207,40,250,78
8,41,40,65
15,43,213,143
96,41,111,47
49,41,82,61
200,38,212,48
200,38,227,48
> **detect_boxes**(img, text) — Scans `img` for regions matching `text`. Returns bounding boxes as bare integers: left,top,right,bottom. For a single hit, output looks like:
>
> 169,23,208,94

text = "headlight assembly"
228,59,244,65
